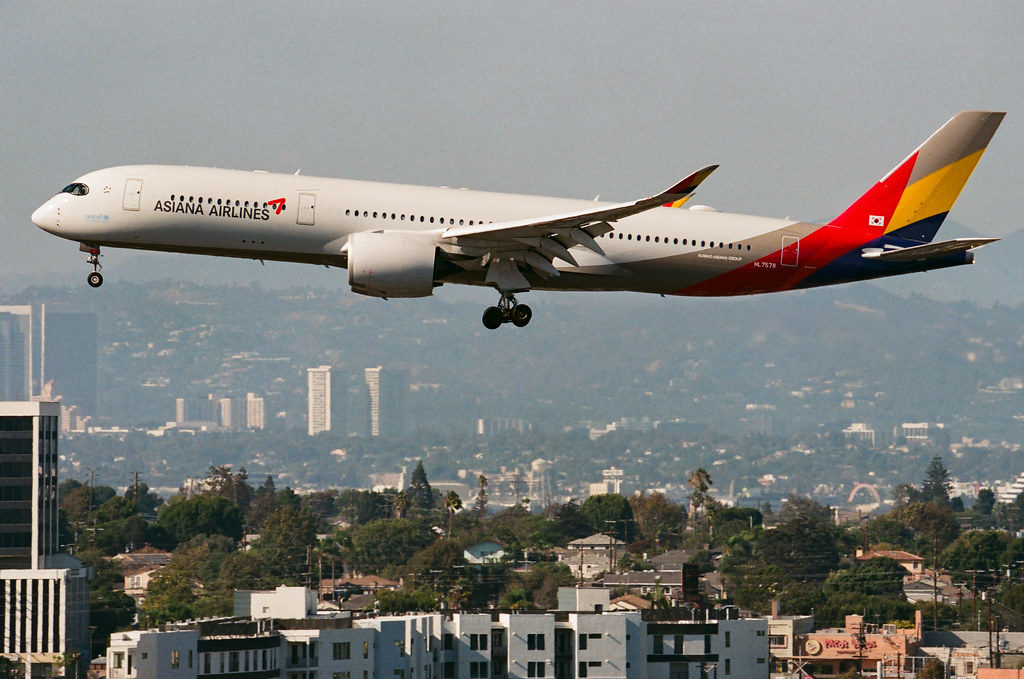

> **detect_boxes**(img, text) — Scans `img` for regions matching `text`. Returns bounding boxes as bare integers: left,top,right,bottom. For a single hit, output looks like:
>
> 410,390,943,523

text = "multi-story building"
308,366,332,436
106,586,769,679
0,307,33,401
364,366,408,438
0,401,91,678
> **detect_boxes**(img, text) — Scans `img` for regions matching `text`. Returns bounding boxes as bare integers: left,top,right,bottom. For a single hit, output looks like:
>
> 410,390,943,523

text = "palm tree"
443,491,463,538
393,491,411,520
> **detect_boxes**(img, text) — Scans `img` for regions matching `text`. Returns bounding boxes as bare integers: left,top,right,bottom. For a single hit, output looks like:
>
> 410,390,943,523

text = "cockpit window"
60,183,89,196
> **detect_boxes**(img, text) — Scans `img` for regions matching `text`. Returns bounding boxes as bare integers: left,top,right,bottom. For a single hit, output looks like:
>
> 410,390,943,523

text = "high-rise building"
307,366,332,436
0,401,91,677
0,401,59,569
245,393,265,430
364,366,408,438
0,306,32,402
43,311,99,416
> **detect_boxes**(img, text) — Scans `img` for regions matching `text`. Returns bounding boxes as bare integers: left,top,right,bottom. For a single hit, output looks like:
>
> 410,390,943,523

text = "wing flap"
861,237,998,262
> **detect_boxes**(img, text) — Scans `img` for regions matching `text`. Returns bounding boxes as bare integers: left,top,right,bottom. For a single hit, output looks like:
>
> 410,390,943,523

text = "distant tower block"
307,366,332,436
603,467,624,495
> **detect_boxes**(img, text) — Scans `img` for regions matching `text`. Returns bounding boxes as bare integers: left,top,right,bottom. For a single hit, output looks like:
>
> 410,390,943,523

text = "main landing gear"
482,293,532,330
85,247,103,288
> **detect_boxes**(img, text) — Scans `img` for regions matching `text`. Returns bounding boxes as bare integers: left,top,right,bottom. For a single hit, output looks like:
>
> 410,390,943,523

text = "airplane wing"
439,165,717,292
861,237,998,262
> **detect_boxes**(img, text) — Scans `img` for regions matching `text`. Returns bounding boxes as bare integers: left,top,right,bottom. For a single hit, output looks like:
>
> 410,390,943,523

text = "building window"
527,661,545,677
757,658,766,664
334,673,352,679
334,642,351,660
470,660,489,678
443,633,454,651
364,641,369,659
579,634,587,650
527,633,545,651
443,661,455,678
652,635,663,654
112,653,123,669
725,658,731,675
725,631,731,648
769,635,786,647
579,662,587,678
470,633,488,651
188,650,193,668
491,630,503,649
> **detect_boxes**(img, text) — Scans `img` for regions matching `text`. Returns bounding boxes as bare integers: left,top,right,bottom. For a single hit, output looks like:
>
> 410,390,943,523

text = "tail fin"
829,111,1004,241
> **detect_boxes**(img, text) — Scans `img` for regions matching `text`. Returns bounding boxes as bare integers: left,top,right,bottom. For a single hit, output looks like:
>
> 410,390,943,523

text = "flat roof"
0,401,61,416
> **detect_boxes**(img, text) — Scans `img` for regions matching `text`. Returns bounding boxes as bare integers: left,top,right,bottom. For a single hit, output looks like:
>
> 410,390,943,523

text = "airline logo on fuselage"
153,195,287,221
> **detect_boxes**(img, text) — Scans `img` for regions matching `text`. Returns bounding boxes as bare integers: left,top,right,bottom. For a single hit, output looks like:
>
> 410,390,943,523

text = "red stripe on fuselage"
674,224,870,296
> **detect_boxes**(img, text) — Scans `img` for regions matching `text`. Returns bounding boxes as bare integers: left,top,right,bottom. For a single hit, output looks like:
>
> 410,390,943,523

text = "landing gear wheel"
87,272,103,288
482,306,503,330
511,304,532,327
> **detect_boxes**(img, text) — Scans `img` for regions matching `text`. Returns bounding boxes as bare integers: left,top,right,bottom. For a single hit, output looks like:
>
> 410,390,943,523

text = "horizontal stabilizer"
861,237,998,262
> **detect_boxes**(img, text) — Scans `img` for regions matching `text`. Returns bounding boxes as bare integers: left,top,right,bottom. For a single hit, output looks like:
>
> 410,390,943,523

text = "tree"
124,481,163,516
247,475,278,530
255,506,318,581
921,456,953,506
630,492,686,547
759,515,840,582
474,474,489,519
824,557,906,597
916,658,945,679
975,488,996,516
376,588,438,613
941,530,1011,588
443,491,463,538
393,491,411,519
141,568,197,625
348,518,436,574
687,467,712,516
408,460,435,512
158,495,244,545
889,503,959,551
203,465,254,512
580,494,634,540
776,494,832,525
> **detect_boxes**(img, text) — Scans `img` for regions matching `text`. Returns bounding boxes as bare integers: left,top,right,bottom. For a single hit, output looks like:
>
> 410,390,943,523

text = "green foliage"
580,494,633,540
376,588,438,613
406,540,467,590
497,587,533,610
921,456,952,506
408,460,435,511
77,550,135,658
889,502,959,550
141,568,197,626
255,505,318,580
775,494,832,524
824,557,906,597
916,657,945,679
710,506,762,544
759,515,840,581
940,530,1013,590
975,488,995,515
505,563,575,610
158,495,244,545
347,518,437,574
863,515,915,550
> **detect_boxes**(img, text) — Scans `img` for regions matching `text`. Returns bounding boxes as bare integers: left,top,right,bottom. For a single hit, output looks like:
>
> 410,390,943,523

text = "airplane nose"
32,201,58,233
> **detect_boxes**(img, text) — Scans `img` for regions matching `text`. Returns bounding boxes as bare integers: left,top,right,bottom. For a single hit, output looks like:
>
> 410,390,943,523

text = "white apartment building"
106,587,768,679
308,366,332,436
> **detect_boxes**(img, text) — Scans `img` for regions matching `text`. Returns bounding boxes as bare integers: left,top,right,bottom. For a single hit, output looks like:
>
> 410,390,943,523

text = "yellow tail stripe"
886,148,986,233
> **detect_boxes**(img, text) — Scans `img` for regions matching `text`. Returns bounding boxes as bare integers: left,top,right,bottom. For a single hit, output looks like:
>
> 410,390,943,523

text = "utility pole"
988,591,994,670
132,471,140,513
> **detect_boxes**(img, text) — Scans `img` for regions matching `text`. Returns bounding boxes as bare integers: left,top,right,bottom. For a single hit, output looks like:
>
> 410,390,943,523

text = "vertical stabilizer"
829,111,1004,241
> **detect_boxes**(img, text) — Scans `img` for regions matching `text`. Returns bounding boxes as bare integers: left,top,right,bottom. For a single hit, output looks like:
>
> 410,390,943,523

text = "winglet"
662,165,718,207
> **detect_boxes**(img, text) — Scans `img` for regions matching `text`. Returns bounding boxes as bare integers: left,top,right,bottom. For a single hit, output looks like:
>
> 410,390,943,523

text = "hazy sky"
4,1,1021,290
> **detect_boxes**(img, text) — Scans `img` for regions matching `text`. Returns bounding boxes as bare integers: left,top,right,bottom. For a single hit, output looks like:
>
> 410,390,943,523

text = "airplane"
33,110,1004,329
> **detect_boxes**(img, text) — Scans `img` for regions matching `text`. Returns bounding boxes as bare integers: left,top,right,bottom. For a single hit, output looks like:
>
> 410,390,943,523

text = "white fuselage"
32,165,814,295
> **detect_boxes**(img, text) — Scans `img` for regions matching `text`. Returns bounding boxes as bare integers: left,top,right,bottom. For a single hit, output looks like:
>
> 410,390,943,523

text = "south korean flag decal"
868,215,885,227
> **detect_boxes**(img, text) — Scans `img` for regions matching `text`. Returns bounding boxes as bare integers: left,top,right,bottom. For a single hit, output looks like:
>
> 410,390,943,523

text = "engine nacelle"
347,231,438,298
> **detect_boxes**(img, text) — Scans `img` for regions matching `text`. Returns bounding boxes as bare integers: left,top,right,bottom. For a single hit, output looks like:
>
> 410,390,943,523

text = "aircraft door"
297,192,316,225
122,178,143,211
780,236,799,267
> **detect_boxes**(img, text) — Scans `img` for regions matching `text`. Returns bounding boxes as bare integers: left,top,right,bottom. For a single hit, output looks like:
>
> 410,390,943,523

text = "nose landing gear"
482,293,532,330
85,247,103,288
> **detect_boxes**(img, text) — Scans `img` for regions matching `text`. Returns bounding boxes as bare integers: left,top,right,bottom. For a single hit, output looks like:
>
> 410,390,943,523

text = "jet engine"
347,231,439,298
